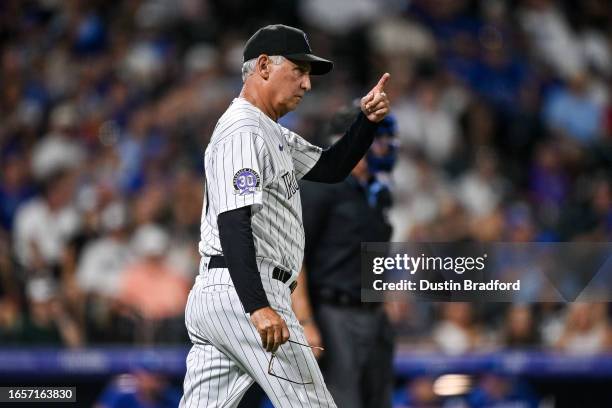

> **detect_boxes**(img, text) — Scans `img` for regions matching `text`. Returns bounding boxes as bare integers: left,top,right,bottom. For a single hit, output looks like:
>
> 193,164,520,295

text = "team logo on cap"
233,168,261,195
303,33,311,50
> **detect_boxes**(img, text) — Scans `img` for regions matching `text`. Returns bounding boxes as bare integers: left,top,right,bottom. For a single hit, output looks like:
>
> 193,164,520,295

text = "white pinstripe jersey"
199,97,322,275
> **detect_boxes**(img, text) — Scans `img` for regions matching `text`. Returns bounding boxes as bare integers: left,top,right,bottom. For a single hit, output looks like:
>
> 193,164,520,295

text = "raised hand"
360,73,391,123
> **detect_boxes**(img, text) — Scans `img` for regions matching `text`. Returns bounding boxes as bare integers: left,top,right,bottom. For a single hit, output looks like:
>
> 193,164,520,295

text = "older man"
180,24,390,407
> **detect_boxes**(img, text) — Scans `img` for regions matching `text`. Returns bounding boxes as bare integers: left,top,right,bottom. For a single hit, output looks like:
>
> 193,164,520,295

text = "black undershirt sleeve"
217,206,269,314
303,112,378,183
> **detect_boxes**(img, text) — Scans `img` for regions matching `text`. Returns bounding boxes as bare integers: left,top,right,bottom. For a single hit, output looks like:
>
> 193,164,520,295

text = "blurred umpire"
293,107,398,408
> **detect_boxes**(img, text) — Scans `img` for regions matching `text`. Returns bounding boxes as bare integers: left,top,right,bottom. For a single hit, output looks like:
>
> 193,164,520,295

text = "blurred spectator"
543,73,604,144
474,43,531,114
12,168,80,276
368,17,436,63
504,83,546,179
0,229,18,297
460,101,496,152
393,376,442,408
519,0,585,78
389,152,453,240
31,103,85,180
493,208,549,303
467,374,539,408
0,152,36,231
115,224,189,343
76,202,132,342
432,303,486,355
577,176,612,240
555,302,612,354
529,142,569,227
77,202,132,297
0,229,21,344
500,304,540,348
455,148,505,218
557,175,612,240
95,367,181,408
539,303,566,348
470,207,505,242
116,109,156,193
0,296,21,345
300,0,387,34
591,178,612,239
131,183,168,226
165,168,202,281
395,79,459,165
20,277,83,347
504,203,538,243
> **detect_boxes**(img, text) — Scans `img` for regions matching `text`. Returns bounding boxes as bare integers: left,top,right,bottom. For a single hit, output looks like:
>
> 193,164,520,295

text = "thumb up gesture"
361,73,391,123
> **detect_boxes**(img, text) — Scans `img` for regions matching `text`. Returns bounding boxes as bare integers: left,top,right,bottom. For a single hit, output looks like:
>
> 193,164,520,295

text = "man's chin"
284,101,301,113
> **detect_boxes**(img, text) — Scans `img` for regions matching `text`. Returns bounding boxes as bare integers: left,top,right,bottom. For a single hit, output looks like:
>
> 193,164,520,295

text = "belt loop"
271,266,297,293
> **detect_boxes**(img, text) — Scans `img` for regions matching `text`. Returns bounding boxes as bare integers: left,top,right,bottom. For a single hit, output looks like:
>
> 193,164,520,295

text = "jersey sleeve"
206,132,271,215
284,130,323,180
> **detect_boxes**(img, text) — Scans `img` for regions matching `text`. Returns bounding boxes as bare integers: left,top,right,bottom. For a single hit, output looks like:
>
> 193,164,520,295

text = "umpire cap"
243,24,333,75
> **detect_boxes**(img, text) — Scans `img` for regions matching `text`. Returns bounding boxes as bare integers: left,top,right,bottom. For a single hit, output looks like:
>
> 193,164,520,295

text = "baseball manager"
180,24,390,407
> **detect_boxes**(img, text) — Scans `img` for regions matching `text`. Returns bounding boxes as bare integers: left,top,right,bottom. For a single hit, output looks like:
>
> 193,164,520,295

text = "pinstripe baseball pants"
179,263,337,408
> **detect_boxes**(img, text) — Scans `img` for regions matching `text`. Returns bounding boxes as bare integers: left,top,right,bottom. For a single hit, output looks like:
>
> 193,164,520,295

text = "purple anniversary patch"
232,168,261,195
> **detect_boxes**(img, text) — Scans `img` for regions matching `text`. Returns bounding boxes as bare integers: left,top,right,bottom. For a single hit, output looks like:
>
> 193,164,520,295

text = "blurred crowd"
1,0,611,354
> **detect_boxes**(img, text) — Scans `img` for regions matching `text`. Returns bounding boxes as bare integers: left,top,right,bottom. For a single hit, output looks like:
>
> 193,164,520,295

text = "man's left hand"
361,73,391,123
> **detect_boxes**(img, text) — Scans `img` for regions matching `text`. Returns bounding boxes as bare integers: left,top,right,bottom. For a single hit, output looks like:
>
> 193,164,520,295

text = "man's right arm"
302,73,390,183
217,206,269,313
302,112,377,183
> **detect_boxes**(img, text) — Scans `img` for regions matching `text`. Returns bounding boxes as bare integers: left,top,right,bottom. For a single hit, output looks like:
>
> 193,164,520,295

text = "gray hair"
241,55,285,82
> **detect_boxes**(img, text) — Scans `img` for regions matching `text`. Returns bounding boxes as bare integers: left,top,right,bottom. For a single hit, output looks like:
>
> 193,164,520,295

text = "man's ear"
256,55,271,80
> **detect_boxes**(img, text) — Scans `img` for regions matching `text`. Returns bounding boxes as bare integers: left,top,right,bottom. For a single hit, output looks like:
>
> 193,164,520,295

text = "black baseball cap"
243,24,333,75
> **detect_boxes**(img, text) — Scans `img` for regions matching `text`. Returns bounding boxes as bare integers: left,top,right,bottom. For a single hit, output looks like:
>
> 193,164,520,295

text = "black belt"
208,256,297,293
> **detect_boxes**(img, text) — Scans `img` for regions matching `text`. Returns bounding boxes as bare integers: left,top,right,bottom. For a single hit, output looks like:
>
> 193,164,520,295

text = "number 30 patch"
233,168,261,195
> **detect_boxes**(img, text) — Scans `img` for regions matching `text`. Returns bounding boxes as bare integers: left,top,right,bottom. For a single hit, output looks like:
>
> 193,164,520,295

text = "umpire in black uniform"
292,107,398,408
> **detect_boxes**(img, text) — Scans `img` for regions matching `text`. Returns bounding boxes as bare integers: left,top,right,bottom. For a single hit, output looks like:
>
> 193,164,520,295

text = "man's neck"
240,85,280,121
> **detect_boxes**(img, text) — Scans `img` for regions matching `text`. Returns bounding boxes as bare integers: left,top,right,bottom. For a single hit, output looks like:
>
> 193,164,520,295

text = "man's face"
268,58,311,117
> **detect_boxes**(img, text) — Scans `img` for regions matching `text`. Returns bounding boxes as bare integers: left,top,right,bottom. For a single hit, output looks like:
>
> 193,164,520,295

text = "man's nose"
301,74,311,91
